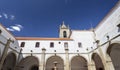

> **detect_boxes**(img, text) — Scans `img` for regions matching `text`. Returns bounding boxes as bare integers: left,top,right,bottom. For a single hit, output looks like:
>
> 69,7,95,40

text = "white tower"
59,21,71,38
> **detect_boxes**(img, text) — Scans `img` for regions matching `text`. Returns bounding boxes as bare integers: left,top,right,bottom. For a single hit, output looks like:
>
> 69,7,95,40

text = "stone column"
40,48,46,70
17,48,23,63
105,54,115,70
98,47,108,70
65,48,70,70
88,61,96,70
0,39,13,70
87,54,96,70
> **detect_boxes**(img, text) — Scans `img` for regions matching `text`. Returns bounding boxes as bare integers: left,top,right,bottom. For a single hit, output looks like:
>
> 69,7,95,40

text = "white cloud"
0,13,15,20
6,24,23,32
10,15,15,20
15,24,23,28
3,13,8,19
0,15,2,18
11,26,21,31
6,28,15,31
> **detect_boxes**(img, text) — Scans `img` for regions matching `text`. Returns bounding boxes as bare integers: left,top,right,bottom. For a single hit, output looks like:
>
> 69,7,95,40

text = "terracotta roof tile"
16,37,73,41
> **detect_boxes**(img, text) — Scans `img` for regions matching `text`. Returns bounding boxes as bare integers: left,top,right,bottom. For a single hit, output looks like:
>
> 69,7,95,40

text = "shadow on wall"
15,56,39,70
1,52,16,70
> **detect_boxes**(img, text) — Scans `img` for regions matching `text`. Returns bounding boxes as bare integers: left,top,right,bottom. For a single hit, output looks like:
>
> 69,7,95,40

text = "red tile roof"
16,37,73,41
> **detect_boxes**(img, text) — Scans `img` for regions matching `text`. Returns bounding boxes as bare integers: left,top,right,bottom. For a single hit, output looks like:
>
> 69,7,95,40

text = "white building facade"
0,24,21,70
0,1,120,70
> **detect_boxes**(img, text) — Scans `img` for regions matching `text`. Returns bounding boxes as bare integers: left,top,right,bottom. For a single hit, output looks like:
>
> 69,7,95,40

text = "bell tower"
59,21,71,38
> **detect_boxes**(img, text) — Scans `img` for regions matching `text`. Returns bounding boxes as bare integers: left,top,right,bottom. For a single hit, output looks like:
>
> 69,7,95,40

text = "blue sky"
0,0,119,37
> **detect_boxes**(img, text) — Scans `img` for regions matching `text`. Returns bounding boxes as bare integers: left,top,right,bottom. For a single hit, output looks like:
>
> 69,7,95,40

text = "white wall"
0,24,21,59
95,3,120,45
18,39,74,53
18,30,95,54
17,30,95,63
70,30,95,52
94,1,120,57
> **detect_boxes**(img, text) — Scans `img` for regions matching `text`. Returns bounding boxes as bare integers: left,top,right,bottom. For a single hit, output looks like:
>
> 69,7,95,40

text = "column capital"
40,48,46,70
88,63,95,66
42,48,46,51
65,48,69,51
8,38,14,43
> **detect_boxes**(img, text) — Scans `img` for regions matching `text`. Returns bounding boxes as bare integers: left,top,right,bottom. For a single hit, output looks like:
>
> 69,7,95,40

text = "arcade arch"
107,43,120,70
71,56,88,70
92,53,104,70
30,65,39,70
15,56,39,70
46,56,64,70
2,52,17,70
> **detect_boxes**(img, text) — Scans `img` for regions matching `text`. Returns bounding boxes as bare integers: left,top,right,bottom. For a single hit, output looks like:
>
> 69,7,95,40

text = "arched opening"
107,43,120,70
63,31,67,38
92,53,104,70
30,65,39,70
46,56,64,70
2,52,16,70
71,56,88,70
15,56,39,70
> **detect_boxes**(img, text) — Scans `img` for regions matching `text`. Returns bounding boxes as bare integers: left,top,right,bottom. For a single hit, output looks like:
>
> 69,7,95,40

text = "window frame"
50,42,54,48
35,42,40,48
78,42,82,48
64,42,68,47
63,31,67,38
20,42,25,47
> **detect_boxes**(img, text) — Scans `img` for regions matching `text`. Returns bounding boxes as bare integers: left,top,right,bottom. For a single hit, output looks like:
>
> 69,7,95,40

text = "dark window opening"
63,31,67,38
20,42,25,47
35,42,40,47
64,42,68,48
50,42,54,48
78,42,82,47
117,24,120,32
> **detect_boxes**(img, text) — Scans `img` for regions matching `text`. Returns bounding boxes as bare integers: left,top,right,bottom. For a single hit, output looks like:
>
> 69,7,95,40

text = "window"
35,42,40,47
64,42,68,47
117,24,120,32
64,42,68,49
0,30,2,34
50,42,54,48
63,31,67,38
78,42,82,47
20,42,25,47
